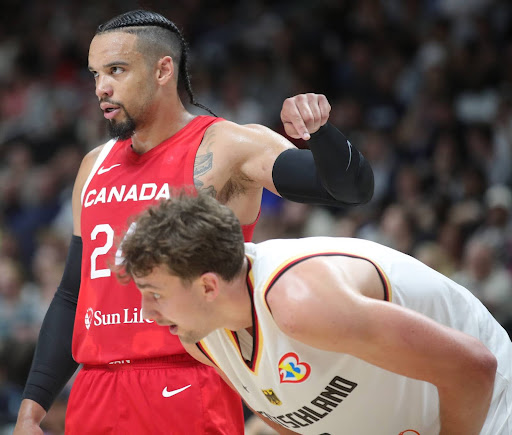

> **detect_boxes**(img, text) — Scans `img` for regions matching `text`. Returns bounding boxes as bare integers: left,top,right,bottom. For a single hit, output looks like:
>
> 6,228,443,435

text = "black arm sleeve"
272,122,374,206
22,235,82,411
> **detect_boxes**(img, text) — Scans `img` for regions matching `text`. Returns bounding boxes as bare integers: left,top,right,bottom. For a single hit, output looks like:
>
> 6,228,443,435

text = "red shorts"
65,354,244,434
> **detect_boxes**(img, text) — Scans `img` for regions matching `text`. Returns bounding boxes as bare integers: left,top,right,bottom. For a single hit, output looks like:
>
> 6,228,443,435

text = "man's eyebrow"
88,61,130,71
134,282,157,290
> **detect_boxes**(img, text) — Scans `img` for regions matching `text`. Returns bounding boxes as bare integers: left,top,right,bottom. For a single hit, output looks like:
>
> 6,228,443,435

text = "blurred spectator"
30,230,67,323
356,129,396,206
414,240,456,277
465,123,510,186
473,184,512,267
359,203,417,255
0,257,40,342
209,68,266,125
451,237,512,336
5,164,63,264
0,339,35,434
436,220,466,270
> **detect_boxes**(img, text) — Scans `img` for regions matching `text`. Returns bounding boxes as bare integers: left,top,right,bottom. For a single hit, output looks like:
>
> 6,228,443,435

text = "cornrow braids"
97,10,216,116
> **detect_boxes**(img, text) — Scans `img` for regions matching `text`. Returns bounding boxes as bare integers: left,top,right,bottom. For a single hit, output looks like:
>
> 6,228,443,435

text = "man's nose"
141,294,157,321
95,75,113,99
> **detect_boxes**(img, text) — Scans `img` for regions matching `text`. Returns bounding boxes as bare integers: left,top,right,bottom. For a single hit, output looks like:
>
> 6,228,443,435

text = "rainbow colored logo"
278,352,311,383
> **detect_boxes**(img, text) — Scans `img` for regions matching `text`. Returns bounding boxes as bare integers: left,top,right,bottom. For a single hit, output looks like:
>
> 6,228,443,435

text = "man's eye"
111,66,124,74
153,293,161,300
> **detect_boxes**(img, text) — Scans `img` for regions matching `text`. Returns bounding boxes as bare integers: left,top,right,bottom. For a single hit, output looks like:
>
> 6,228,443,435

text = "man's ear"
200,272,220,302
156,56,175,84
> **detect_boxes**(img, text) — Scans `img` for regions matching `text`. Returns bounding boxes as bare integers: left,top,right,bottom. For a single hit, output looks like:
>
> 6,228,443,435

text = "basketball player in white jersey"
119,192,512,435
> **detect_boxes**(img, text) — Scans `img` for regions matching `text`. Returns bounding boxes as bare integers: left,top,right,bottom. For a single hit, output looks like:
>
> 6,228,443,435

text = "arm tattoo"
194,152,217,197
200,185,217,197
194,152,213,177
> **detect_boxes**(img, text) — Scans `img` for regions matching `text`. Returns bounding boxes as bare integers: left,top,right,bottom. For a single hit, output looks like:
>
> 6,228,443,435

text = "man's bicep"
274,268,488,387
236,124,295,195
344,300,491,382
267,258,427,365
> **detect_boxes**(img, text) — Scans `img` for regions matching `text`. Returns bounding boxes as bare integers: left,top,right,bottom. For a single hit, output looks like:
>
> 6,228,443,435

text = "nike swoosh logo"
162,384,192,398
345,140,352,171
97,164,121,175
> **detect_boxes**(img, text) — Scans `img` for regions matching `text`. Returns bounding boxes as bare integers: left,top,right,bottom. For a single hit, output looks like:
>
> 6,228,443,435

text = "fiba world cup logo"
85,307,94,330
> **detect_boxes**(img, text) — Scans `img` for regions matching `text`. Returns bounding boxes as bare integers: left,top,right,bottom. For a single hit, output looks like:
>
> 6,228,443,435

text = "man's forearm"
272,123,374,207
438,362,496,435
307,122,374,204
14,399,46,434
22,292,79,411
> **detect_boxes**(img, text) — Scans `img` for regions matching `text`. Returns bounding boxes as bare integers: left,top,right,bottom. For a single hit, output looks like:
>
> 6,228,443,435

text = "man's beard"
107,112,136,140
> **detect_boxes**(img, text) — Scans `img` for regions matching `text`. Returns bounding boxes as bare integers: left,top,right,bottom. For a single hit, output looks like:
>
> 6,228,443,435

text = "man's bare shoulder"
74,141,112,190
266,257,358,334
208,119,270,136
204,120,291,154
83,143,105,163
73,142,104,177
72,141,113,234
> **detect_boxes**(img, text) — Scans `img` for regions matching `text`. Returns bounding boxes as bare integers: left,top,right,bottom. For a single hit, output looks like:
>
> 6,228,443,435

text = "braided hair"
97,10,215,116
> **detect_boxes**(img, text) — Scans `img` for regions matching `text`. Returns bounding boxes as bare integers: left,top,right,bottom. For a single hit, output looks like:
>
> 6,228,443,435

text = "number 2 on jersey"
90,224,114,279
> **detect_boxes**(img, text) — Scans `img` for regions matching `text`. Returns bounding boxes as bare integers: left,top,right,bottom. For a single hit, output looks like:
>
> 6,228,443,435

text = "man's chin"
107,120,135,140
178,333,201,344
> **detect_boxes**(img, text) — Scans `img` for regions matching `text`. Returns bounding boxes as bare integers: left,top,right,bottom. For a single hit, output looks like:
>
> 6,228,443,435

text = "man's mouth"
103,107,121,120
100,102,121,119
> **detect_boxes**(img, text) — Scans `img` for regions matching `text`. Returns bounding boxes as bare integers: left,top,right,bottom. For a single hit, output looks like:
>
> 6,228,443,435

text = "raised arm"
202,94,373,211
267,257,497,435
14,147,102,434
275,93,373,204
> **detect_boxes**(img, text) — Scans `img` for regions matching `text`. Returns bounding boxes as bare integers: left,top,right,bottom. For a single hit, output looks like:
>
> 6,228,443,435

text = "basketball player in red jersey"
14,10,373,435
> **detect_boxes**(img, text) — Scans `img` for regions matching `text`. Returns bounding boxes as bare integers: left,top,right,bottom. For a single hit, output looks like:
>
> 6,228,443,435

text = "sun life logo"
85,307,94,330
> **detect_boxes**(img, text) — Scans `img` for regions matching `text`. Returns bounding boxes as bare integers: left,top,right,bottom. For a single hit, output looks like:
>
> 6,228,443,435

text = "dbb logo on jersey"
261,388,282,406
278,352,311,383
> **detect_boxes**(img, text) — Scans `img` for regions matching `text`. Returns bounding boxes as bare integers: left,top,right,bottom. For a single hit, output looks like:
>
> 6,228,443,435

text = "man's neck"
222,258,254,332
130,108,196,154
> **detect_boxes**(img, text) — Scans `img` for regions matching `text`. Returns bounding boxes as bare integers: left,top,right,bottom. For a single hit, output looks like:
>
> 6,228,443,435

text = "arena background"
1,1,512,433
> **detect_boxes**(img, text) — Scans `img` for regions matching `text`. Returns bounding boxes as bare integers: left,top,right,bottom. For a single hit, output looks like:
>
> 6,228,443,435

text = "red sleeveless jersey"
73,116,258,364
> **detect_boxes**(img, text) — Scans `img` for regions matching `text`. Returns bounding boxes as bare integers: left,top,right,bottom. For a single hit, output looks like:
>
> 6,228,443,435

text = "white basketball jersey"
198,237,512,435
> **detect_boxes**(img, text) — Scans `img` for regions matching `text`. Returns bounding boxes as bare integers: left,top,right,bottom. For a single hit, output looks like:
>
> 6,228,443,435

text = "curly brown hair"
117,190,245,283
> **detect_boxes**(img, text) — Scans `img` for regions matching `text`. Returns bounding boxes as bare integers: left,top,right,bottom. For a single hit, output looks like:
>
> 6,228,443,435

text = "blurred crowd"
1,0,512,433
